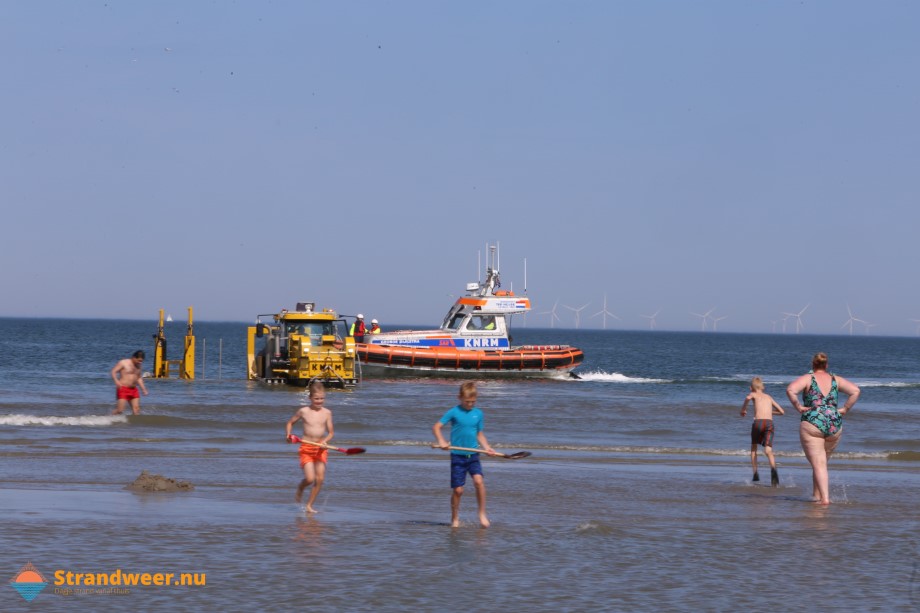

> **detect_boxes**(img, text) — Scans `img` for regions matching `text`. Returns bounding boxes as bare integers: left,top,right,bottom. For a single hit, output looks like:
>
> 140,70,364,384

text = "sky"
2,1,919,335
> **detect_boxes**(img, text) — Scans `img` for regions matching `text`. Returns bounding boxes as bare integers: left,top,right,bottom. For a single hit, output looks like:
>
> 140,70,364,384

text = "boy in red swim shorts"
741,376,786,486
285,382,334,513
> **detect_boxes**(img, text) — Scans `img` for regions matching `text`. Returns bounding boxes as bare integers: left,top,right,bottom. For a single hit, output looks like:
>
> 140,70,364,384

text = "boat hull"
356,344,583,378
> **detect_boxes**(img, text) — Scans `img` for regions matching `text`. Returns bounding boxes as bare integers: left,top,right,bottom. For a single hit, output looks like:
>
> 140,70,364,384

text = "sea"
1,317,918,612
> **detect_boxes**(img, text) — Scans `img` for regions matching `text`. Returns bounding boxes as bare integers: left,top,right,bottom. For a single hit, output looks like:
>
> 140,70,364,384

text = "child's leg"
304,461,326,513
296,461,316,503
765,445,779,486
451,486,463,527
471,474,489,528
764,445,777,469
749,444,760,480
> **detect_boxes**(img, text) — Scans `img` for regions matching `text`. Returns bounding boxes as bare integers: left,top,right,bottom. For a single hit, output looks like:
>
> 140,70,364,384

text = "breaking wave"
0,414,128,427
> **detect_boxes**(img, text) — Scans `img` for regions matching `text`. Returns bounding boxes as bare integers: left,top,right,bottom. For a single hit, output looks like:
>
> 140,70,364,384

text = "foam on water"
573,369,670,383
0,414,128,427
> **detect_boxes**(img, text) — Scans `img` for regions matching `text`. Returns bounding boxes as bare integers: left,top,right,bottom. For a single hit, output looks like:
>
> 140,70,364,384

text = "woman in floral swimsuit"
786,352,861,505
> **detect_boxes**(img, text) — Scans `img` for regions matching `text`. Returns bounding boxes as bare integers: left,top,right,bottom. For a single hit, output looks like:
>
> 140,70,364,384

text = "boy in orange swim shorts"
285,382,334,513
298,443,328,466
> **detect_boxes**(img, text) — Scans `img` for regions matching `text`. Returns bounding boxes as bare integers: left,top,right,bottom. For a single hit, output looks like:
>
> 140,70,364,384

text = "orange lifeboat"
357,343,583,376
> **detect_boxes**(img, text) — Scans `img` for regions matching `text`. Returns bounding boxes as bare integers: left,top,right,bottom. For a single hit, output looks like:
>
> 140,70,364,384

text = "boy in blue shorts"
433,382,496,528
741,376,786,486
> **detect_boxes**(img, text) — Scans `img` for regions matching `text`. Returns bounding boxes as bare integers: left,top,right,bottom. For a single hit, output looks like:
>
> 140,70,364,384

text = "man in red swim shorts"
112,350,148,415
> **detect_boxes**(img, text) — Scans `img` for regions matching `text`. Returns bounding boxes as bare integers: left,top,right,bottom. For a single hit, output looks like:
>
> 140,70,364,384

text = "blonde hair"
811,352,829,371
459,381,478,398
309,381,326,397
750,376,764,392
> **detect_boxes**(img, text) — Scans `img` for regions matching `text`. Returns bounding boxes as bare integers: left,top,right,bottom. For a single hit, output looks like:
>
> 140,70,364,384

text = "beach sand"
3,457,918,611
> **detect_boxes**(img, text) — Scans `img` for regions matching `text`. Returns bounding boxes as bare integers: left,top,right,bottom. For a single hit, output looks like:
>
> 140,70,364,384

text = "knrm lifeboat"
357,255,584,378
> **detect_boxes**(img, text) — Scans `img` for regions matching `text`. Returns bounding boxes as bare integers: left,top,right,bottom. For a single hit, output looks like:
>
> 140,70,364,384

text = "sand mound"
127,470,194,492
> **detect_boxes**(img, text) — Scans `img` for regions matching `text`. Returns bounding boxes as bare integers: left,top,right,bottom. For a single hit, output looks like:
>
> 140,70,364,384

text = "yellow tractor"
246,302,358,387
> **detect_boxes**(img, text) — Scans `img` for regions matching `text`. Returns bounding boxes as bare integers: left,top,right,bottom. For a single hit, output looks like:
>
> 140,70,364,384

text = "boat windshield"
442,303,466,329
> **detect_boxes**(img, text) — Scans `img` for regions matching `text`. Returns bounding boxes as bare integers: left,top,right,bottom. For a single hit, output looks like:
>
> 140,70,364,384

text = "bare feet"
450,519,460,528
479,514,490,528
305,505,318,514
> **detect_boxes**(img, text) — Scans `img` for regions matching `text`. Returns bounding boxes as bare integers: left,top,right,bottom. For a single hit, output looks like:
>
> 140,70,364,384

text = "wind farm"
524,293,914,336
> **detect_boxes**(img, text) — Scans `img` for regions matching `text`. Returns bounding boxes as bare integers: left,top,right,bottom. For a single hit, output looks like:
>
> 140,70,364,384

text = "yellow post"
153,309,168,378
246,326,258,380
181,306,195,379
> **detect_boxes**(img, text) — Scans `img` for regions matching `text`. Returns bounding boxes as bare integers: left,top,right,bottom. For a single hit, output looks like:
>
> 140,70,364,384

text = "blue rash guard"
438,406,484,455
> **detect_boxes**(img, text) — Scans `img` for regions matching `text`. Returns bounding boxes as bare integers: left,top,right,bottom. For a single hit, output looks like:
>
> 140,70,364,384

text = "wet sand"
3,457,918,611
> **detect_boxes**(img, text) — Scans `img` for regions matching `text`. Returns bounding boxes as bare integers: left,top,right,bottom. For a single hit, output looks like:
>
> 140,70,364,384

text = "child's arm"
323,412,334,444
285,411,302,442
433,421,449,449
476,431,496,455
771,398,785,416
741,394,752,417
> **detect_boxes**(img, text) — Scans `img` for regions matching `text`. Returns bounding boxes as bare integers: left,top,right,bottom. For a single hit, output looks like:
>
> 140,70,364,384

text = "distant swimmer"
285,381,334,514
740,376,785,486
111,350,148,415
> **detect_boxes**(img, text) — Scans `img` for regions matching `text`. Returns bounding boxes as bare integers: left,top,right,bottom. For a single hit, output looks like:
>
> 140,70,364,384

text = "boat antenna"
524,257,527,294
477,249,481,285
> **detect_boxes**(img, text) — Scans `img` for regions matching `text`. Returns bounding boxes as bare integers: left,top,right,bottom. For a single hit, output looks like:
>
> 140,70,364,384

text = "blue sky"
2,1,918,335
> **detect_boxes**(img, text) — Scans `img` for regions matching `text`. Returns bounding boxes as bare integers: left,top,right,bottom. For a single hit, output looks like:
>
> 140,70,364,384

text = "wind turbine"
771,320,777,333
690,307,715,331
783,304,809,334
841,304,863,336
641,309,661,330
860,320,877,335
591,294,620,329
711,315,728,332
538,300,561,329
564,303,590,329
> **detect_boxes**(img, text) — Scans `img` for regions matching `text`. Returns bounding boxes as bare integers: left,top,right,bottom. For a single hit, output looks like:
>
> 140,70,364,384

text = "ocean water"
1,317,918,611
